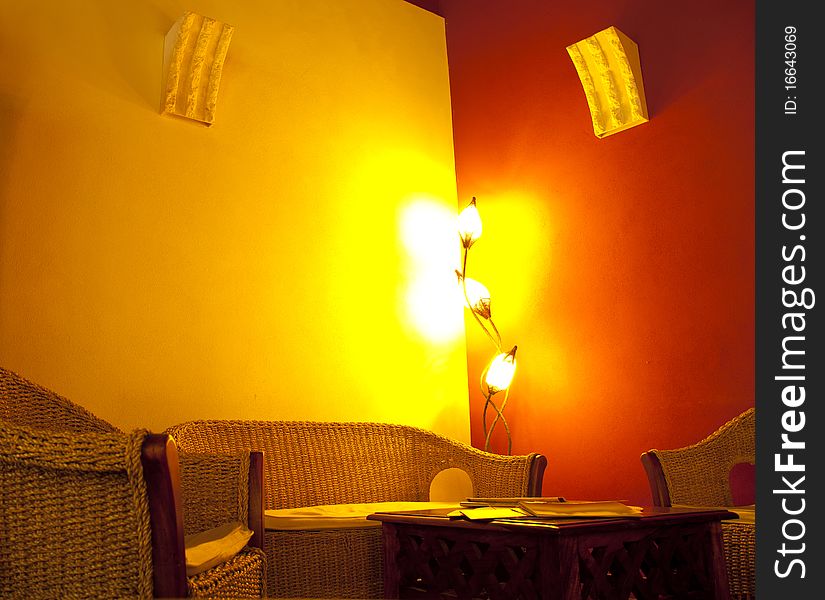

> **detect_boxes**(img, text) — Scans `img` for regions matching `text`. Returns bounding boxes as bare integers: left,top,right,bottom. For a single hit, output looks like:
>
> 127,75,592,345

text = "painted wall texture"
439,0,755,503
0,0,470,440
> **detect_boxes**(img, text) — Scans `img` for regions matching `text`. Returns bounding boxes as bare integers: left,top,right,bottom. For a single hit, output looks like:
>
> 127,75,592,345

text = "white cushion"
728,505,755,523
264,501,460,531
184,521,253,577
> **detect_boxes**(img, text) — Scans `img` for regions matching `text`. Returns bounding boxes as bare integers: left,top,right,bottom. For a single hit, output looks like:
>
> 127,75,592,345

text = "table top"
367,505,738,535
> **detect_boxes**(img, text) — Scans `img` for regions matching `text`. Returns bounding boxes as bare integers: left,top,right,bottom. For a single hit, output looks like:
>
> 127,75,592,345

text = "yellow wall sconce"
566,26,648,138
162,12,234,126
457,198,518,455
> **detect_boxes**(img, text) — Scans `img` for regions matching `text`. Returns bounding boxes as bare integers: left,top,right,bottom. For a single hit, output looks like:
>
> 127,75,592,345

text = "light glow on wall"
467,192,545,327
400,198,464,344
0,0,471,442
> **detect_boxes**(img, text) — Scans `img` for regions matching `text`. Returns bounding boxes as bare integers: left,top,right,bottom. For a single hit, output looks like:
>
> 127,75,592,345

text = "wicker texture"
644,408,756,600
179,452,251,536
265,527,383,598
188,548,267,598
167,420,541,598
653,408,755,506
178,453,265,596
0,367,120,434
168,420,537,509
1,367,266,598
0,422,154,599
722,520,756,600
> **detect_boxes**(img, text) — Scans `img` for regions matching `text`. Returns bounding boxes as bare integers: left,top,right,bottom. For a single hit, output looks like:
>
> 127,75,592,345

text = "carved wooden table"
367,506,735,600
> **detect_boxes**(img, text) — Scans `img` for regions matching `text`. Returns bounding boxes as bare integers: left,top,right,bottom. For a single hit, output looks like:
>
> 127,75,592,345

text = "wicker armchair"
0,421,266,598
167,420,548,598
640,408,755,600
1,367,267,598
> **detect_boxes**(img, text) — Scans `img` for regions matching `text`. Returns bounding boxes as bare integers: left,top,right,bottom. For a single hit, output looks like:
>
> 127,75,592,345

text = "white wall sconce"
567,26,648,138
162,12,234,126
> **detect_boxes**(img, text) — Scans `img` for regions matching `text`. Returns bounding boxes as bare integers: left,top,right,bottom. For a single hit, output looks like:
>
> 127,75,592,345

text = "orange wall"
0,0,471,440
441,0,755,503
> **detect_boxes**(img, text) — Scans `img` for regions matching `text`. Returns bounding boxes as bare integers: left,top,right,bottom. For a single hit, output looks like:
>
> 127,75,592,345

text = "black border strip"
756,1,823,595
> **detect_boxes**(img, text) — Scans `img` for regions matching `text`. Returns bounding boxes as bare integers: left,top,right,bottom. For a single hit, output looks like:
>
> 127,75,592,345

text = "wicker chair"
1,367,267,598
167,419,548,598
0,420,266,598
0,366,120,434
640,408,755,600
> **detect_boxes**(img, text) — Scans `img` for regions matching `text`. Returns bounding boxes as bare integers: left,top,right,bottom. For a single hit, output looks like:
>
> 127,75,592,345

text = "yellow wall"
0,0,470,440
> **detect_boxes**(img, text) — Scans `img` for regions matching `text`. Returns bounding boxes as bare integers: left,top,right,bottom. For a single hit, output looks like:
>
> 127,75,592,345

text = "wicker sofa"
167,419,548,598
0,367,267,598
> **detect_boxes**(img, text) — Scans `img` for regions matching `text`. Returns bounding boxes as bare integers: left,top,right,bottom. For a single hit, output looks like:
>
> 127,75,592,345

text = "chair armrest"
177,451,264,549
420,439,547,498
248,452,264,549
640,450,671,507
470,451,547,497
528,453,548,496
142,434,188,599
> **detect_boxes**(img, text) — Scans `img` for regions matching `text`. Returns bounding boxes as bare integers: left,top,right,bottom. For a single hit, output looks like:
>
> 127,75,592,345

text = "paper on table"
518,500,643,518
458,506,530,520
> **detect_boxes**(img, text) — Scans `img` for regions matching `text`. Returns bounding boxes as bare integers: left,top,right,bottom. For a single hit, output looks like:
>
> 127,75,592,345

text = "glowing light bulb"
457,197,482,248
455,271,492,319
485,346,517,394
464,280,491,319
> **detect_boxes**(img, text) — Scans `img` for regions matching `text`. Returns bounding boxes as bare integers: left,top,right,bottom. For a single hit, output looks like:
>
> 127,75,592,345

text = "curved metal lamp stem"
458,200,516,456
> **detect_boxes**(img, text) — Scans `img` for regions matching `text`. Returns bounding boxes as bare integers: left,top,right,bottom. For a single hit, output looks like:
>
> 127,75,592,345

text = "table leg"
382,523,401,599
707,521,732,600
548,536,582,600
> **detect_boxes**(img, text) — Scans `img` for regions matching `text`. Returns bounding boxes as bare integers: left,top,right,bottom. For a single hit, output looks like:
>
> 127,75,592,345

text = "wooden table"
367,506,735,600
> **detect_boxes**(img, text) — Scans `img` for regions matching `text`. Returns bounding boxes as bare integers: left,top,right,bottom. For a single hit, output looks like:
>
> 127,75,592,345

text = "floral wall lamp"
566,26,648,138
456,198,518,454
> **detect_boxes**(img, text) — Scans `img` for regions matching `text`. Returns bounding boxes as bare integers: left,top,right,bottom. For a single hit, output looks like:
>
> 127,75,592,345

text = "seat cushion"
727,504,755,523
184,521,253,577
264,501,460,530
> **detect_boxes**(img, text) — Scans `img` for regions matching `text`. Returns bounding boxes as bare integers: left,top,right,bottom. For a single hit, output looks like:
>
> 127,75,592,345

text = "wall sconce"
457,197,517,455
162,12,234,126
566,26,648,138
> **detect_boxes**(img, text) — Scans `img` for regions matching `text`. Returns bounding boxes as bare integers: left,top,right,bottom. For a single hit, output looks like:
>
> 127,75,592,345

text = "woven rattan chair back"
167,420,543,509
1,367,120,434
1,369,267,598
0,421,156,599
641,408,754,507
